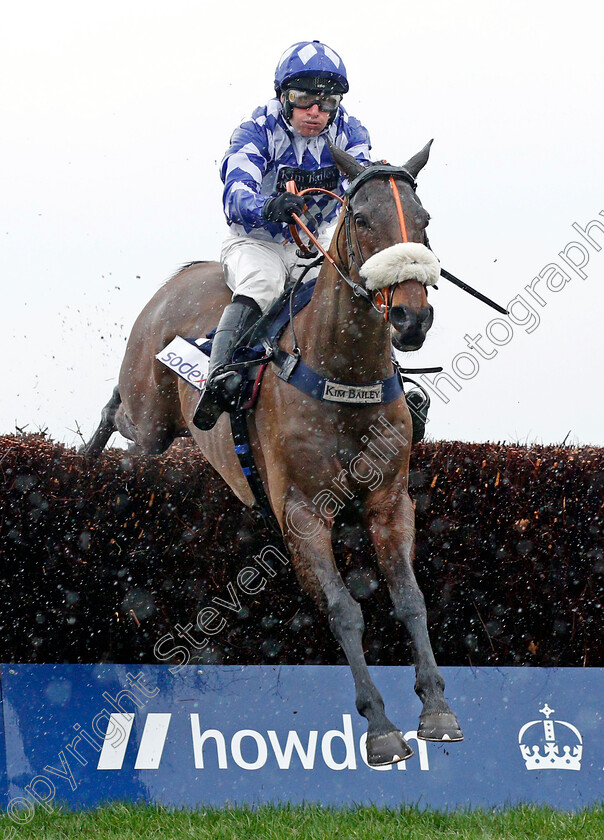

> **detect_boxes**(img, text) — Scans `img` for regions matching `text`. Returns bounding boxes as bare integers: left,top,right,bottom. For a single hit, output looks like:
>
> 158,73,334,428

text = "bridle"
286,163,421,322
287,162,510,321
344,164,418,322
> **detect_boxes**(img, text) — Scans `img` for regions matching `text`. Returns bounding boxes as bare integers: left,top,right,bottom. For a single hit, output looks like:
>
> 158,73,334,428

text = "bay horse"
84,141,463,765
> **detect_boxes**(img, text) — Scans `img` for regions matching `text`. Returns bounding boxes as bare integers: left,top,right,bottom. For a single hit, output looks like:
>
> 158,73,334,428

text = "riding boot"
193,296,261,431
406,388,431,445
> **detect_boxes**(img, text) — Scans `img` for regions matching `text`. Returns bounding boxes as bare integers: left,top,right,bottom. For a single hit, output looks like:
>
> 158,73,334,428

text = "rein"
286,183,375,306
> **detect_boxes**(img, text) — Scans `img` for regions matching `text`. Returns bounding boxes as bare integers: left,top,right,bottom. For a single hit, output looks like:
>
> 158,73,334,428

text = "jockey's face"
283,98,331,137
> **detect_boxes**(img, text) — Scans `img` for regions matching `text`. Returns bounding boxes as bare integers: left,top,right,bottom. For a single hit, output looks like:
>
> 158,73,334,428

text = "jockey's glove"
262,193,306,223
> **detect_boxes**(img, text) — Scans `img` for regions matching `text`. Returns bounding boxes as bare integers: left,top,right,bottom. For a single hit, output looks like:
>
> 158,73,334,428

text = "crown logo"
518,704,582,771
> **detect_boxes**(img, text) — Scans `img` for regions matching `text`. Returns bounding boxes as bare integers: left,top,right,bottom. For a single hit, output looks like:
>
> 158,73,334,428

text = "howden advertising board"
1,665,602,819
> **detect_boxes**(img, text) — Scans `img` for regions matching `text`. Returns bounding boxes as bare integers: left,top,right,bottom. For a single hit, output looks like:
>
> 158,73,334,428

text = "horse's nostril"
390,307,410,331
390,304,433,337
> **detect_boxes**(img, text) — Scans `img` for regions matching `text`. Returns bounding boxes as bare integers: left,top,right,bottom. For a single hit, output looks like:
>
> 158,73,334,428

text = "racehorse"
84,141,463,766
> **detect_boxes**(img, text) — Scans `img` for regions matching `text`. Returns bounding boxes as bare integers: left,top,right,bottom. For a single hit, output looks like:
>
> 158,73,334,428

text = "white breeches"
220,228,334,314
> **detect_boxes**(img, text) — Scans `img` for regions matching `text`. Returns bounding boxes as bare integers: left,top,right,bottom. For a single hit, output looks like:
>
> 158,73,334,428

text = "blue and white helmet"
274,40,349,95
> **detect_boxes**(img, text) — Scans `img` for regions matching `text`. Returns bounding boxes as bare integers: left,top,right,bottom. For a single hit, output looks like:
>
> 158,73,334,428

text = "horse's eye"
354,214,368,229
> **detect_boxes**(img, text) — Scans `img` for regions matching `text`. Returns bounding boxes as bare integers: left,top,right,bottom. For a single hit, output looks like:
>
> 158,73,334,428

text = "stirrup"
192,297,261,432
193,370,243,431
213,369,244,404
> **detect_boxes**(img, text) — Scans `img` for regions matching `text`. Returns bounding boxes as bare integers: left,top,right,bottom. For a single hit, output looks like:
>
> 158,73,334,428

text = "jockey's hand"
262,193,306,223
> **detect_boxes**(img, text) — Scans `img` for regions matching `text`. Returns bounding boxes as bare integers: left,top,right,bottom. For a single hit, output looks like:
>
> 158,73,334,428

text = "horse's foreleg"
283,498,414,765
81,387,121,458
366,489,463,743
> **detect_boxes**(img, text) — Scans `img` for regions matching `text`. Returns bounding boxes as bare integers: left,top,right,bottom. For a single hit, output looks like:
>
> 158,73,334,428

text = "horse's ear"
403,139,434,178
328,139,365,180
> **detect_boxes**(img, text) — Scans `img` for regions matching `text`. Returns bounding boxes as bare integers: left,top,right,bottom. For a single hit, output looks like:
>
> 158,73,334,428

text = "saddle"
197,278,316,412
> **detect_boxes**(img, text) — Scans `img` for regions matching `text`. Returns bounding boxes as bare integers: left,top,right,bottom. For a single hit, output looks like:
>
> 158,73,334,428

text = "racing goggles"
286,88,342,112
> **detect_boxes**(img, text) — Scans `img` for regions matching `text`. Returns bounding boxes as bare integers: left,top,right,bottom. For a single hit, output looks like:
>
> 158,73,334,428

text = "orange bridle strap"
389,176,409,243
375,177,410,322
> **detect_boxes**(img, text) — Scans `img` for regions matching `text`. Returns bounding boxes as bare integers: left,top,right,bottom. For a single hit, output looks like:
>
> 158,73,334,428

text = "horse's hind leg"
366,488,463,743
81,386,121,458
113,404,176,456
284,498,414,766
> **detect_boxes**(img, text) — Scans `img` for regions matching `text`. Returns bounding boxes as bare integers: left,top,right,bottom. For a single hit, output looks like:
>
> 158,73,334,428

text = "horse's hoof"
366,731,414,766
417,712,464,742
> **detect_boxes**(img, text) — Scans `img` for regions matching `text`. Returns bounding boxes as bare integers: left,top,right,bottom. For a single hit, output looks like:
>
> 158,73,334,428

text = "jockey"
193,39,372,431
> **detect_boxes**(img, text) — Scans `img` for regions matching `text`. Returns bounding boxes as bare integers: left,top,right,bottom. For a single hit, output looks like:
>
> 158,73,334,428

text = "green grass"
1,803,603,839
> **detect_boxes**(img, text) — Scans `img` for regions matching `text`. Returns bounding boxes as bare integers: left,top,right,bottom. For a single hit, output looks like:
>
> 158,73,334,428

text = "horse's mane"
162,261,209,286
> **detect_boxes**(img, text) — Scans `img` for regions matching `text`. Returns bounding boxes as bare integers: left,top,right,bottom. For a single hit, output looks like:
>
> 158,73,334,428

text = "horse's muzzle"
390,304,434,351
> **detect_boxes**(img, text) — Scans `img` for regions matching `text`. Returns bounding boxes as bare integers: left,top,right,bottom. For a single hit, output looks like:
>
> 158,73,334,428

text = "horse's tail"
80,386,121,459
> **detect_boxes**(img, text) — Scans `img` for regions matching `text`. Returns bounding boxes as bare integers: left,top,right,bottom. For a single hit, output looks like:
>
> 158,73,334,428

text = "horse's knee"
117,410,175,455
393,582,427,625
328,591,365,642
114,405,136,443
81,387,122,458
145,417,178,454
94,387,120,432
142,435,174,456
102,386,121,420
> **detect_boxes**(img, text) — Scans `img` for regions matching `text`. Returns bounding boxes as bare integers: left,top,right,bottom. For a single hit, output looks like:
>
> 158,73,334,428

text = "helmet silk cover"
274,40,349,95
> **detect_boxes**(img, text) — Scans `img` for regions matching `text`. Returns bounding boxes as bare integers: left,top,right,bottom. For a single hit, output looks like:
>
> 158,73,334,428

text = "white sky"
2,0,603,448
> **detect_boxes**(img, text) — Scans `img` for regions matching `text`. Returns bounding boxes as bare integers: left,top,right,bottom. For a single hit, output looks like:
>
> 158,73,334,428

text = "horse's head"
330,142,437,351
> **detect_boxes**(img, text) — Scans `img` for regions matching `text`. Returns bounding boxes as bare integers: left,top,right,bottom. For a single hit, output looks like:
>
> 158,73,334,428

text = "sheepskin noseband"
359,243,440,290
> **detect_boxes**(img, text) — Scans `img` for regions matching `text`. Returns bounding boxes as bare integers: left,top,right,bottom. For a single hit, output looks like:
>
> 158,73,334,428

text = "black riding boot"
193,296,261,431
406,388,431,445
